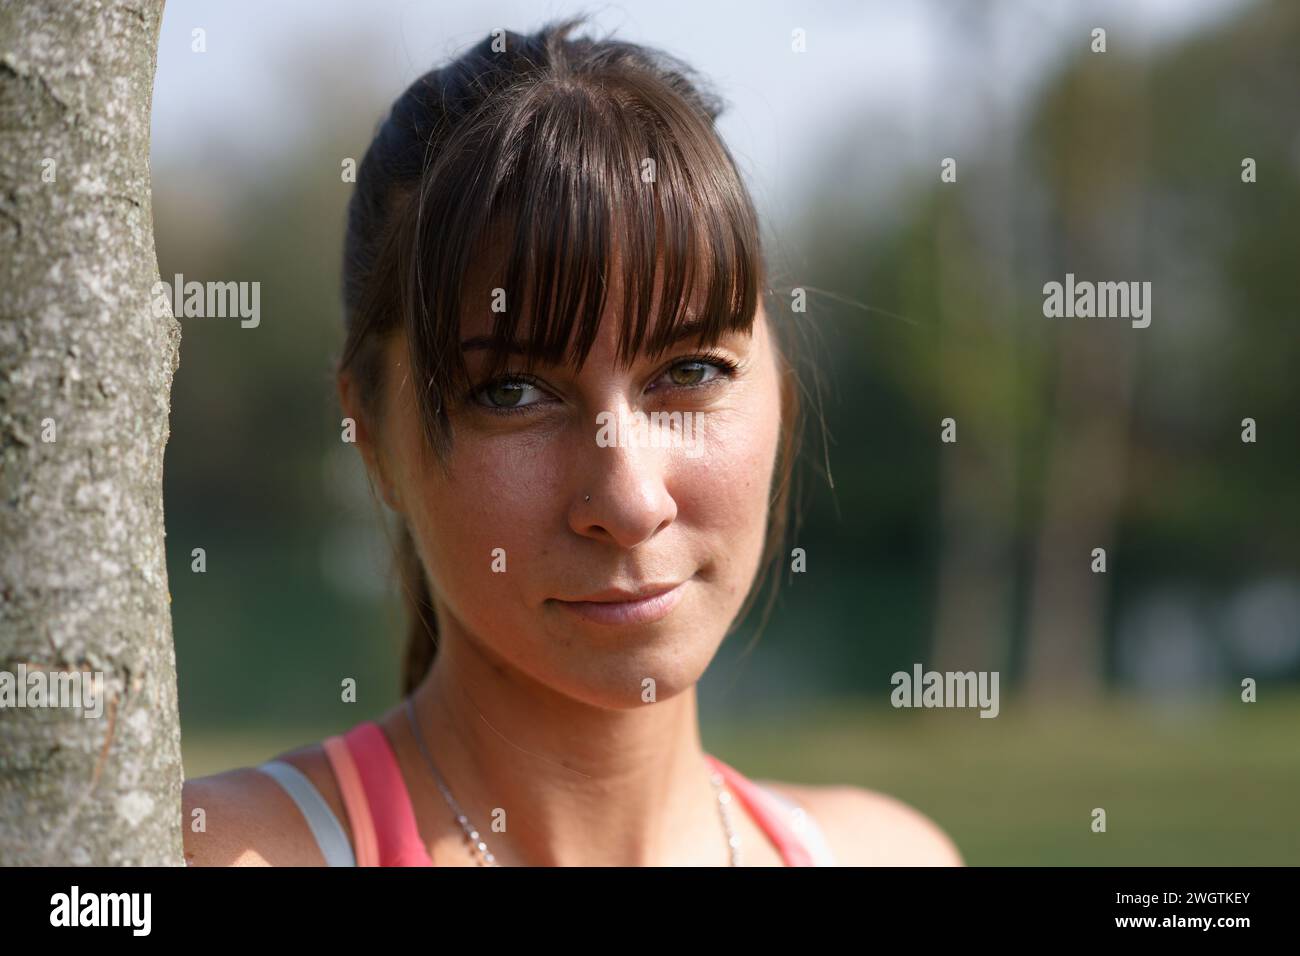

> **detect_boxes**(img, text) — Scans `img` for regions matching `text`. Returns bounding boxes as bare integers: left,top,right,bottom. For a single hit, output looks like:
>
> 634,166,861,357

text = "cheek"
674,396,783,585
688,414,776,515
404,436,562,608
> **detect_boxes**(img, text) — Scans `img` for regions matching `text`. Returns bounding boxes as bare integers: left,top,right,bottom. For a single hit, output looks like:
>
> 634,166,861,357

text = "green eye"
476,377,543,410
667,362,711,387
655,353,739,390
485,382,524,407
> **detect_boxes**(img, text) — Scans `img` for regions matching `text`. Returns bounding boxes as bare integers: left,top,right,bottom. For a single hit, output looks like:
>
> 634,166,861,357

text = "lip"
553,581,687,626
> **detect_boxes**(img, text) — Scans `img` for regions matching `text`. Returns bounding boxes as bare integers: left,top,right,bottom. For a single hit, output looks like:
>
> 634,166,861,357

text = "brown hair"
339,17,805,696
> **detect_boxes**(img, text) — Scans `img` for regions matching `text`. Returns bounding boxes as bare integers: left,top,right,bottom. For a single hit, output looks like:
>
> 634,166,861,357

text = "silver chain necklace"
402,697,741,866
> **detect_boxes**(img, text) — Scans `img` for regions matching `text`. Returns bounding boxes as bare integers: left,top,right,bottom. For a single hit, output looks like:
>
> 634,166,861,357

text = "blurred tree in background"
778,0,1299,705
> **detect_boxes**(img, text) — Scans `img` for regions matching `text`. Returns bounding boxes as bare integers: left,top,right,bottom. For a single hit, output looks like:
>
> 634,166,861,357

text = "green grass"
183,694,1300,865
706,695,1300,865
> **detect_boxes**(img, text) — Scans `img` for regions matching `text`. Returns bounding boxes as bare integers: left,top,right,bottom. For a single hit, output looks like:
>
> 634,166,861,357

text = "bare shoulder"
182,744,347,867
759,779,963,866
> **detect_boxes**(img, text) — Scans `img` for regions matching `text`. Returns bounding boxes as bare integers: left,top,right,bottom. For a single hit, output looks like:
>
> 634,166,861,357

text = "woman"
183,17,961,867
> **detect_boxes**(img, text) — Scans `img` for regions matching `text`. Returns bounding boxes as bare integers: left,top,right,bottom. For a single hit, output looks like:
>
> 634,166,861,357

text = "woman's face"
365,287,784,710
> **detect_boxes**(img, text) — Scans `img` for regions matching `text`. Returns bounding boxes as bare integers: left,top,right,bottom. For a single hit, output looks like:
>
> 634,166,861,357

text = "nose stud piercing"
584,495,591,502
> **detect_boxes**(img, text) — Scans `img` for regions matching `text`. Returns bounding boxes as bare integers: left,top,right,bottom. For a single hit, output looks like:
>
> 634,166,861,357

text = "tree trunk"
928,7,1018,680
0,0,181,865
1022,56,1149,699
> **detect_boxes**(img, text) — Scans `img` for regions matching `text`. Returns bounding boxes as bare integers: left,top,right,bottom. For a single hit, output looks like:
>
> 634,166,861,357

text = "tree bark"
0,0,181,865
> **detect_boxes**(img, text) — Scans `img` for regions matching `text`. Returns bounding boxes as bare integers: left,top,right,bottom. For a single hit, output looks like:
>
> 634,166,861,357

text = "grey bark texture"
0,0,182,865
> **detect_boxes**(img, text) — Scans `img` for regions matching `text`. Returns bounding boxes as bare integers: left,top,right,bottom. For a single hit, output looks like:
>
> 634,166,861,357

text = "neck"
405,615,733,866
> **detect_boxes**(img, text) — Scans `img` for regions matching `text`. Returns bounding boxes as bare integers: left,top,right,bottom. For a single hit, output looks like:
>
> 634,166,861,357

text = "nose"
568,416,678,549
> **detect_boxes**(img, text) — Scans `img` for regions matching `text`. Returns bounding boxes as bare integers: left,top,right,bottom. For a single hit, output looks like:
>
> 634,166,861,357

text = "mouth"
551,581,687,626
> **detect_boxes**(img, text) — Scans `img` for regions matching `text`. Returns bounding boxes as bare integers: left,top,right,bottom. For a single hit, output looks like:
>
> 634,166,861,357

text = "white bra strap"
257,760,356,866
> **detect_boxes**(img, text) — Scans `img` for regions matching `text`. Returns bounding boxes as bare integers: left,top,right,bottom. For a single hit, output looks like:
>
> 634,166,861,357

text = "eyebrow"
460,316,725,354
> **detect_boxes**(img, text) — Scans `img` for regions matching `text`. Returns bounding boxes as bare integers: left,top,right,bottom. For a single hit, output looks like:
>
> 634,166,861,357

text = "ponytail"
396,519,438,694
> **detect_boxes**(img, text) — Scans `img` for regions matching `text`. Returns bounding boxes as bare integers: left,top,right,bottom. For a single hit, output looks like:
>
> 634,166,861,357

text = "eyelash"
467,349,742,417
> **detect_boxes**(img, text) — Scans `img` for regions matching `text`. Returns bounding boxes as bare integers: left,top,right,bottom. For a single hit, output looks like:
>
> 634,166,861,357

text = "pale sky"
151,0,1248,229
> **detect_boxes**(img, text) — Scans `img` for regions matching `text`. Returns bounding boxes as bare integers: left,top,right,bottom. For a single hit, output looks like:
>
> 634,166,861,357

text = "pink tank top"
320,720,827,866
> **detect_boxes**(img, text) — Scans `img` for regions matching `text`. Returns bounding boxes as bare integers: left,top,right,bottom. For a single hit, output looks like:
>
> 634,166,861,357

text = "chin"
535,629,723,711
